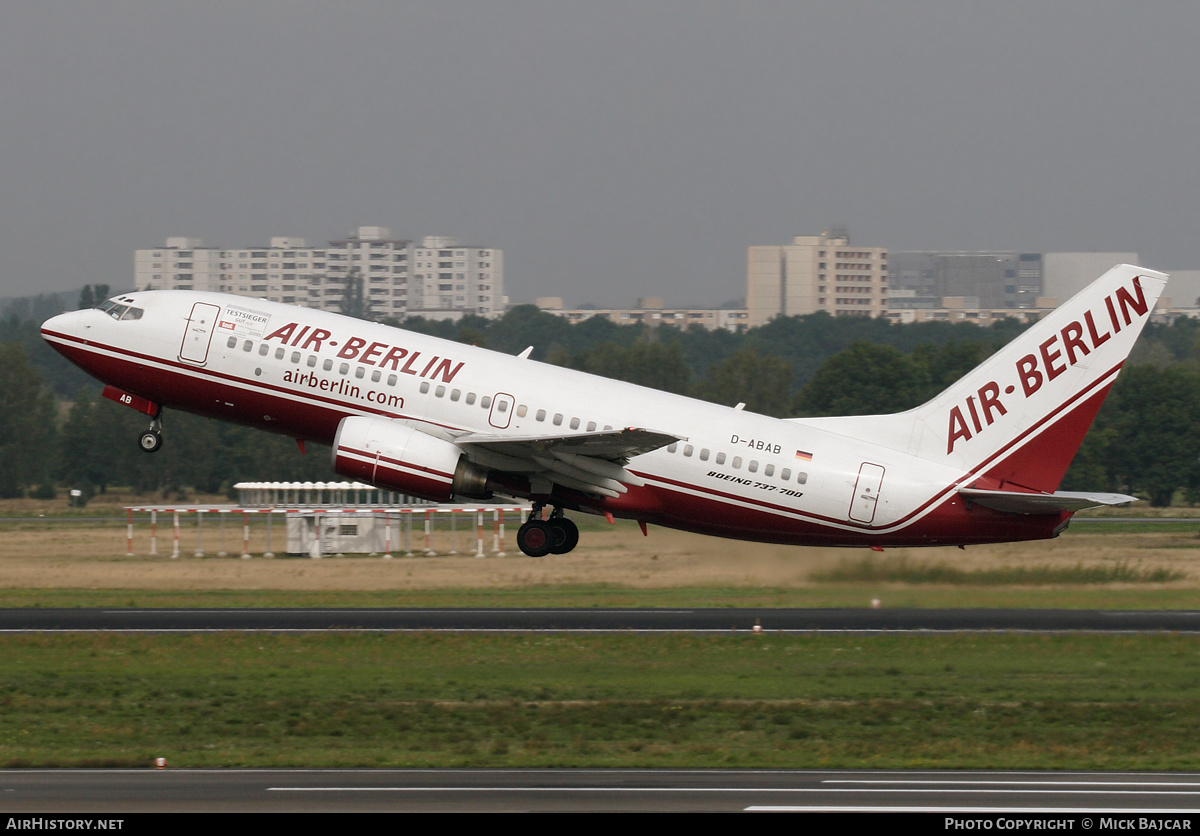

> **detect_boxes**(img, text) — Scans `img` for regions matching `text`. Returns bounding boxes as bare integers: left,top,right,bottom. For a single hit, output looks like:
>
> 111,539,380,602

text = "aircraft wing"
453,427,684,498
958,488,1138,514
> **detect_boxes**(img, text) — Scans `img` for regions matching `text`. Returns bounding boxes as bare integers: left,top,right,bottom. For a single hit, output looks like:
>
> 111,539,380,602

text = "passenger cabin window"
536,409,546,422
684,445,693,457
371,370,381,382
291,351,301,363
748,460,758,473
553,413,563,426
517,405,528,417
715,452,726,465
242,340,253,352
355,367,366,379
667,443,678,453
781,468,792,481
227,337,237,349
339,363,349,375
586,421,596,432
466,393,477,405
435,385,446,397
306,355,317,367
387,374,397,386
481,396,492,409
700,449,710,461
275,348,285,360
420,381,430,393
450,389,461,401
797,472,808,484
258,344,269,356
764,464,775,477
322,359,333,371
732,456,742,469
569,417,579,430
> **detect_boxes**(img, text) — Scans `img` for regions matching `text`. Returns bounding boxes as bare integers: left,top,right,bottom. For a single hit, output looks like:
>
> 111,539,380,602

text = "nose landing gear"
516,504,580,557
138,417,163,453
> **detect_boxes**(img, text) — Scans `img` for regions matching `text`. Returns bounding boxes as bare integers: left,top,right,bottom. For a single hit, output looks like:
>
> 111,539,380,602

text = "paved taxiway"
5,769,1200,812
2,607,1200,632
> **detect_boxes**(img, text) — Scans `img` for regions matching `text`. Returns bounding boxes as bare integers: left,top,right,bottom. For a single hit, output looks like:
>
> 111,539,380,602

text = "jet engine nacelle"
332,416,492,502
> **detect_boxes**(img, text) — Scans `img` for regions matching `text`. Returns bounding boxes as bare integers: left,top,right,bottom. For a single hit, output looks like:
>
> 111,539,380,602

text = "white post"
495,509,507,557
241,511,251,559
194,511,204,558
264,510,274,558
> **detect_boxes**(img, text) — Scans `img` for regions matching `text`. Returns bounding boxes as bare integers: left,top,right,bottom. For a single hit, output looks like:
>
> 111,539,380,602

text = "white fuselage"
43,287,1115,548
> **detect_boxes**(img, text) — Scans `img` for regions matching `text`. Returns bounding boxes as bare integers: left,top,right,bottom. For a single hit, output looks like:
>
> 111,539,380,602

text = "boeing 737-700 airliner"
41,264,1165,556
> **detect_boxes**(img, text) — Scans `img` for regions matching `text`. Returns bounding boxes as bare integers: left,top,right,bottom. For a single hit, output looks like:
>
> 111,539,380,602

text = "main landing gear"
138,417,163,453
516,504,580,557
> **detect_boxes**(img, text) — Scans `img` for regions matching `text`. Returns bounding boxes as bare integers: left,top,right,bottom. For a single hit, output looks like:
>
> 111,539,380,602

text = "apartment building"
135,227,505,319
746,230,888,327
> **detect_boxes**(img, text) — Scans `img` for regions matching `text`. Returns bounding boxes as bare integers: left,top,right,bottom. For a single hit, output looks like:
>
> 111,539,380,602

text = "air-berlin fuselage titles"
261,320,467,384
41,264,1165,556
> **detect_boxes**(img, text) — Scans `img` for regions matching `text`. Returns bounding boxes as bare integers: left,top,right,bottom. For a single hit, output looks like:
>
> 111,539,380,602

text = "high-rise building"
1042,252,1139,305
135,227,505,319
889,251,1043,310
746,230,888,327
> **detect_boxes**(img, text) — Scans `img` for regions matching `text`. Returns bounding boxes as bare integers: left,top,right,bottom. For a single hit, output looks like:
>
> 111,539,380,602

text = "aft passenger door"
848,462,885,524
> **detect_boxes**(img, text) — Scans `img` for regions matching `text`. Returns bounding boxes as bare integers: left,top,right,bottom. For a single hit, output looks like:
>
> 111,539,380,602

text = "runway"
5,769,1200,813
2,606,1200,632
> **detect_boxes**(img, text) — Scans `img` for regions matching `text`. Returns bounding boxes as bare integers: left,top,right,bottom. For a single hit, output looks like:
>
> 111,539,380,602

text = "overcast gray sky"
3,1,1198,307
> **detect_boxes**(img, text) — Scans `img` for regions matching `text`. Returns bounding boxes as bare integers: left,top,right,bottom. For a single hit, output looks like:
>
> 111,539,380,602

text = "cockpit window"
96,299,143,321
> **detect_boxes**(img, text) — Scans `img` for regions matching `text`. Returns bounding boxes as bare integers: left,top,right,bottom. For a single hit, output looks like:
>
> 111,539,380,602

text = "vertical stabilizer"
798,264,1168,492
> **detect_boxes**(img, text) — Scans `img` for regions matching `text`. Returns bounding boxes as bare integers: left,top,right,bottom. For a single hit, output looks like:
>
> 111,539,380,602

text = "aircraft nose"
40,309,99,367
41,310,70,333
41,309,88,340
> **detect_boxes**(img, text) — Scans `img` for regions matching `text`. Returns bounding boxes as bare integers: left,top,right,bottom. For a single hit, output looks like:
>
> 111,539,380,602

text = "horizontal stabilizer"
958,487,1137,514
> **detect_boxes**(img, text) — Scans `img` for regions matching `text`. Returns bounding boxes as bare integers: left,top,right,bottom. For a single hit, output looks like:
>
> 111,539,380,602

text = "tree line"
6,291,1199,506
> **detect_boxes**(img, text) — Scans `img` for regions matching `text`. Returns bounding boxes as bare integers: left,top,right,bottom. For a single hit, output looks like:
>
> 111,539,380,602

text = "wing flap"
455,427,683,498
455,427,681,459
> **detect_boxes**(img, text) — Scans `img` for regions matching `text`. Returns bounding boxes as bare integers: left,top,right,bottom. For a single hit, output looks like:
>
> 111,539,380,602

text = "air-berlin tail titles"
946,275,1149,455
262,321,465,383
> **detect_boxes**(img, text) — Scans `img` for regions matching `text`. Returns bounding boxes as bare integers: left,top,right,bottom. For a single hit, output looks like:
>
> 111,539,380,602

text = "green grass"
810,557,1185,585
3,584,1200,610
3,632,1200,769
